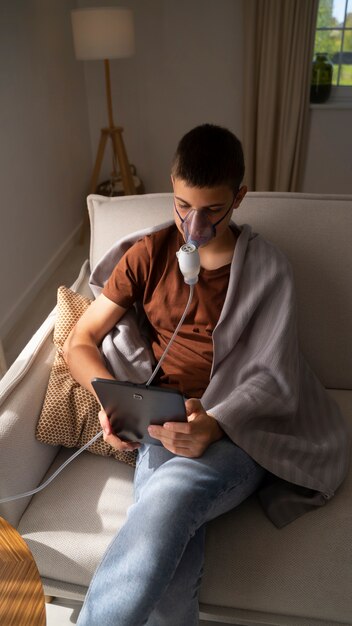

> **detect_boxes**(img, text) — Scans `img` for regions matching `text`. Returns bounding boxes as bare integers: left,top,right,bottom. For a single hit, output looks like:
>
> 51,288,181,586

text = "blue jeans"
77,438,266,626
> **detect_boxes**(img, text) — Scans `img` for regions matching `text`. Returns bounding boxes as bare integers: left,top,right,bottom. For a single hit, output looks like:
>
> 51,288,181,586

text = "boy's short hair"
171,123,245,192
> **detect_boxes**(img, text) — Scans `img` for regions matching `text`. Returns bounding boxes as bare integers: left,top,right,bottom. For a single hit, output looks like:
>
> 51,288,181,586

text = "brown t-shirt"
102,224,232,398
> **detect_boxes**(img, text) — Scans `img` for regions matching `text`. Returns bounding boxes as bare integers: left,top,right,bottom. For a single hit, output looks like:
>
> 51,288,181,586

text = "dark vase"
310,53,333,103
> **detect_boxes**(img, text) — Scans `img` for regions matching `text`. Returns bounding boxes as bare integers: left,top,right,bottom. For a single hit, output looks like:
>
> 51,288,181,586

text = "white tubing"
145,283,194,386
1,284,195,504
0,430,104,504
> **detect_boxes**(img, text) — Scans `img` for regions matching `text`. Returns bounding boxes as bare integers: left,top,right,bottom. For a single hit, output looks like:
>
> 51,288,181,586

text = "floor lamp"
71,7,137,238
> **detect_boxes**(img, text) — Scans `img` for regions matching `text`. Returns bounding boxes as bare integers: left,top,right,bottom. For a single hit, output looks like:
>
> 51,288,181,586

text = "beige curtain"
243,0,319,191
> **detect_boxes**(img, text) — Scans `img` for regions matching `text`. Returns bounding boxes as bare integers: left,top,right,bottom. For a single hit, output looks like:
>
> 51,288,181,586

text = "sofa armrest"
0,260,91,526
0,328,59,526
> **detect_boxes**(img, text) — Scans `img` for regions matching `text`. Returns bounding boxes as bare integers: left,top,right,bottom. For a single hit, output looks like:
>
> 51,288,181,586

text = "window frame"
313,0,352,104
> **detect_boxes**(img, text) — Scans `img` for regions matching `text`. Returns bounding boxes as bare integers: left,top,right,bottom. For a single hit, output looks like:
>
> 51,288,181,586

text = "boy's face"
172,177,247,246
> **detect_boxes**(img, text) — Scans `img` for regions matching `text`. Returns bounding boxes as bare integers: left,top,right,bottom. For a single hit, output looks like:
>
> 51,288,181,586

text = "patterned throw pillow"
35,285,136,468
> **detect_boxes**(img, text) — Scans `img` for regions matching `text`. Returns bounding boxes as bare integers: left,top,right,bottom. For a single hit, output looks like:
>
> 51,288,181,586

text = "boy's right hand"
98,409,141,452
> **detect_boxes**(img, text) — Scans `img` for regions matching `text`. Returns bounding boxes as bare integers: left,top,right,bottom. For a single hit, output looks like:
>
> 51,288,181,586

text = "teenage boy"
65,124,349,626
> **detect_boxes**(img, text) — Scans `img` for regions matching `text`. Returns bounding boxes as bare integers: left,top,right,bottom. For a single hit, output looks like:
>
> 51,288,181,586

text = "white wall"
303,107,352,194
79,0,351,195
78,0,244,192
0,0,92,337
1,0,350,341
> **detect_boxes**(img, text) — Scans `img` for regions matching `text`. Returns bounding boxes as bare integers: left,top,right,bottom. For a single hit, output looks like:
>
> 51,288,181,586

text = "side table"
0,516,46,625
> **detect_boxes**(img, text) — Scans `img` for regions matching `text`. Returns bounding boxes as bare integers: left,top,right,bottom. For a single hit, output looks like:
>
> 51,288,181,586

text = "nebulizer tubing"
0,431,104,504
146,243,200,386
0,244,201,505
145,282,194,386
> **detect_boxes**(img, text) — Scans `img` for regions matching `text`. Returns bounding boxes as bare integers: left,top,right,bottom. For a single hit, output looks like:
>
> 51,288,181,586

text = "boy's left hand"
148,398,224,457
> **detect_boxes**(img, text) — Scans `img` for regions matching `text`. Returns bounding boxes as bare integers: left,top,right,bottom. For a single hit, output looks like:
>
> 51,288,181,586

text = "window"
313,0,352,101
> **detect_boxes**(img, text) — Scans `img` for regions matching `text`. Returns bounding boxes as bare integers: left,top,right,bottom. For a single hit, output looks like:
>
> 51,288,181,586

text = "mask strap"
213,191,237,228
174,190,237,226
174,200,185,223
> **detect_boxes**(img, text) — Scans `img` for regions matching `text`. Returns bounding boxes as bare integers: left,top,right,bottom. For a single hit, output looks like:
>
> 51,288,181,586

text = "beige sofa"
0,192,351,626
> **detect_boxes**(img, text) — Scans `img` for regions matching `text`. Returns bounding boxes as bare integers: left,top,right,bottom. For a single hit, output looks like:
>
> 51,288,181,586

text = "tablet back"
91,378,187,445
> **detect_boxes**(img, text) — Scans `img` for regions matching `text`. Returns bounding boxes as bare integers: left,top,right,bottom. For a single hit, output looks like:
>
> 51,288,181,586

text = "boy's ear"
233,185,247,209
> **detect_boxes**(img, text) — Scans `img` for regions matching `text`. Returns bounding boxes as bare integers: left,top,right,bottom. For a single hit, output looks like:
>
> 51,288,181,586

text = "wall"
77,0,244,192
0,0,92,338
79,0,351,195
303,106,352,194
1,0,350,342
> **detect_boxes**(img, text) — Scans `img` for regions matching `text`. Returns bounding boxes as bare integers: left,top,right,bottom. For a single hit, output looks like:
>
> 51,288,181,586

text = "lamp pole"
104,59,115,129
71,7,138,241
88,59,136,198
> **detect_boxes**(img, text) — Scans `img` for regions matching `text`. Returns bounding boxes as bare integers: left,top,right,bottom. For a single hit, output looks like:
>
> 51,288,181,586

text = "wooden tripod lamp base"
90,125,136,196
80,125,136,243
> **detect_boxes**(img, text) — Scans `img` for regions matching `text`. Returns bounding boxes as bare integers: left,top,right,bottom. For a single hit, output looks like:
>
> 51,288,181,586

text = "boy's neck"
198,226,237,271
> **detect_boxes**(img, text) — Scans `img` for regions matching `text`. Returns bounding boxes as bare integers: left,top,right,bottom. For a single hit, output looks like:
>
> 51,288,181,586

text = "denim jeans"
77,438,266,626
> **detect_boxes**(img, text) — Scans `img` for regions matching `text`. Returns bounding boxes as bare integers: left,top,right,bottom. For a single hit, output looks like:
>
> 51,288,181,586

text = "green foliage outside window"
314,0,352,85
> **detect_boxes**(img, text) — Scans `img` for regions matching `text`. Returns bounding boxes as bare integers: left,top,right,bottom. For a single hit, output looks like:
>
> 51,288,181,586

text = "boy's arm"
63,293,141,452
62,293,127,399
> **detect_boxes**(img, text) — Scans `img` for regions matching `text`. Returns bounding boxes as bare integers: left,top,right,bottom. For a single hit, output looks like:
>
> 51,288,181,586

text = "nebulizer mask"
175,197,234,284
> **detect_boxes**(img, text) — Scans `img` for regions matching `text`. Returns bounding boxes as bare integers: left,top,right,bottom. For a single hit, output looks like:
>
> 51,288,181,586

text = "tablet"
91,378,187,445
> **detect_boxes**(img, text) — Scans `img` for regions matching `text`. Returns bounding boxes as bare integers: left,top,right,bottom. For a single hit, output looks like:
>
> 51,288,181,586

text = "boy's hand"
98,409,141,452
147,398,224,457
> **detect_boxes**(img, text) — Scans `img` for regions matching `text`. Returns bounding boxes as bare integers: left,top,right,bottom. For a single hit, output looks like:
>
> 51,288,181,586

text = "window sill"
310,102,352,110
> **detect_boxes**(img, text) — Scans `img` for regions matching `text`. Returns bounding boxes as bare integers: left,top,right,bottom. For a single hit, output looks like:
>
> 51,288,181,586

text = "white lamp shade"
71,7,135,60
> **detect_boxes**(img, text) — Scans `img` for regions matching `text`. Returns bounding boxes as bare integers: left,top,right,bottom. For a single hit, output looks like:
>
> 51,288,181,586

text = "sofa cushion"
200,458,352,624
18,390,352,623
18,447,135,588
200,388,352,624
87,192,352,389
88,193,174,270
35,286,136,468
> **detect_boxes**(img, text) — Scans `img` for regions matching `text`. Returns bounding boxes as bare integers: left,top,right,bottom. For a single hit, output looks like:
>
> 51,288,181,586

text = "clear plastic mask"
181,209,215,248
175,197,235,248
